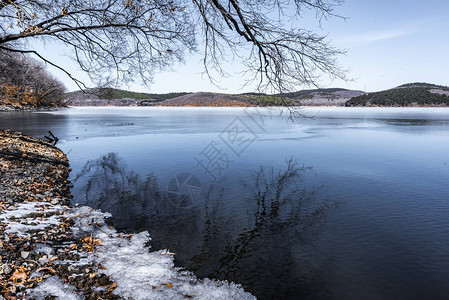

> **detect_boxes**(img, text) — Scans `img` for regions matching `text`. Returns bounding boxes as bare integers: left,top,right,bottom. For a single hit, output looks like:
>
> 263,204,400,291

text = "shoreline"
0,131,118,299
4,105,449,111
0,131,254,299
0,107,62,112
63,105,449,108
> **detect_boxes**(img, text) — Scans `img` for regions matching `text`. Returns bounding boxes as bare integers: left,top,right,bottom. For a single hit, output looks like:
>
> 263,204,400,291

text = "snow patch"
26,276,83,300
0,201,62,236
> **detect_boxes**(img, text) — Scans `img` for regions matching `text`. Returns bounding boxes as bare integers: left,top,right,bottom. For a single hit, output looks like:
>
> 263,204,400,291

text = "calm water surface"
1,107,449,300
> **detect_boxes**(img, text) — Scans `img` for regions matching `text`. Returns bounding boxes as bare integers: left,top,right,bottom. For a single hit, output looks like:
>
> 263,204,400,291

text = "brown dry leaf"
106,282,117,293
81,236,102,252
98,264,106,269
167,283,172,288
36,267,56,275
10,267,28,284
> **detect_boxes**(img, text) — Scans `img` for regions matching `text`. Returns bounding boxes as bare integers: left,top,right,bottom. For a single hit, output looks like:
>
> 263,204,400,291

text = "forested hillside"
0,52,66,109
158,93,256,106
273,88,365,106
65,88,190,106
346,84,449,107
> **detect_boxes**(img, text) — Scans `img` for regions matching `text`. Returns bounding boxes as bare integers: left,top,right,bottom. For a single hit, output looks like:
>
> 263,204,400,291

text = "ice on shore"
0,201,62,236
1,202,255,299
71,206,256,300
26,276,82,300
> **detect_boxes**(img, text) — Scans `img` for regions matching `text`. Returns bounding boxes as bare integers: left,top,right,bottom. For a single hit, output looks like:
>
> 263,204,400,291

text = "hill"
346,83,449,107
395,82,446,89
157,93,256,106
65,88,190,106
63,87,364,107
274,88,365,106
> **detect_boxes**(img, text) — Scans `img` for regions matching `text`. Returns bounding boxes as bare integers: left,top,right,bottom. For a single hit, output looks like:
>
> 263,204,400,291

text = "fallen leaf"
106,282,117,293
35,267,56,275
81,236,101,252
10,268,27,284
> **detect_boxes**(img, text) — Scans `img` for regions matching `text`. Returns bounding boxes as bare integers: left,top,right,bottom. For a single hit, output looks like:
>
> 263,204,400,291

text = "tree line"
346,87,449,107
0,51,65,108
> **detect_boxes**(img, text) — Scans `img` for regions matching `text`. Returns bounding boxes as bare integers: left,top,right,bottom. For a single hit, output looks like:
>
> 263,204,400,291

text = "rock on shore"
0,131,254,300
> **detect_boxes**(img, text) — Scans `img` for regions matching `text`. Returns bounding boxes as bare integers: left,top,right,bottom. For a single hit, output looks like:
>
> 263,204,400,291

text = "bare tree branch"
0,48,66,107
0,0,346,95
0,45,86,90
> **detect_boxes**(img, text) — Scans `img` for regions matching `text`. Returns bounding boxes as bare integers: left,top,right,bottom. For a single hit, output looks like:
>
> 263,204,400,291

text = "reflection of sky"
43,107,448,185
2,107,449,184
3,106,448,200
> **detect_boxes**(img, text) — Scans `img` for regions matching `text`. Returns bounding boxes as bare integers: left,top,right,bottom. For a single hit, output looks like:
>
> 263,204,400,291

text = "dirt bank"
0,131,118,299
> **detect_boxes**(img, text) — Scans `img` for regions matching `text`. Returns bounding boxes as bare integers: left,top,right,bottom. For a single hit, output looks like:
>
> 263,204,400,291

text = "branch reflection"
72,153,330,300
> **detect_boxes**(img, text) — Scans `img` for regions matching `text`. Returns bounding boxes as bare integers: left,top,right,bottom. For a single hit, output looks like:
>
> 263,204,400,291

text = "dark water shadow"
376,118,449,126
0,111,71,139
72,153,332,300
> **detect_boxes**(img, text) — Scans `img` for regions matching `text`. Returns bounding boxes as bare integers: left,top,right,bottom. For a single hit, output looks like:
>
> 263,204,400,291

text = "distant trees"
160,93,255,106
0,0,346,93
0,51,66,107
346,87,449,107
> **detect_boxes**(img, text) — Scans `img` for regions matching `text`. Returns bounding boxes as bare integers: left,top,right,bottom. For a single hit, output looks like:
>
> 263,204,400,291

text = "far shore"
3,105,449,111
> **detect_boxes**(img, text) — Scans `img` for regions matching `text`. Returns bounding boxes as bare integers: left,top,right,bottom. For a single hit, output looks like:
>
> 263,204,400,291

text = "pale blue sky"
44,0,449,93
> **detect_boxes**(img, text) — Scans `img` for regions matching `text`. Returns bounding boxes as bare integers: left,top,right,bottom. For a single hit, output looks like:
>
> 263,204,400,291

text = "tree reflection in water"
72,153,164,232
72,153,331,300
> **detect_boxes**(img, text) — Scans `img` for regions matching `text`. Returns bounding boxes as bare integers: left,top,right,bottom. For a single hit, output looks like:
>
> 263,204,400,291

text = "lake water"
1,107,449,300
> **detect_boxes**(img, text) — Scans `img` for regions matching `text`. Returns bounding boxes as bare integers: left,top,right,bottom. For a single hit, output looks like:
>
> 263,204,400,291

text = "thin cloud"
334,15,447,47
336,29,414,47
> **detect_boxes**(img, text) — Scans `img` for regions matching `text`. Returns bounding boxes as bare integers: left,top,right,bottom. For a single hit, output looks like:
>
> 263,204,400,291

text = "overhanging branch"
0,45,87,90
